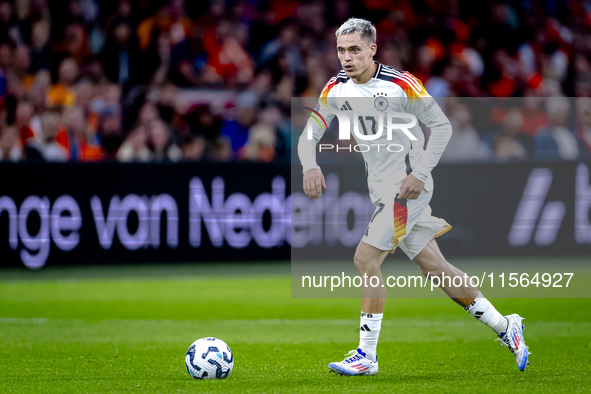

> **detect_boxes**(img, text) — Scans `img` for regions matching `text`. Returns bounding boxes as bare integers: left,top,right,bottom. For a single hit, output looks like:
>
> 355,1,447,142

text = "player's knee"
353,253,379,273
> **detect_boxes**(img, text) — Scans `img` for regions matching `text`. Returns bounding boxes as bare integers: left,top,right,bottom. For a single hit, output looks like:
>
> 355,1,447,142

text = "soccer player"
298,18,530,375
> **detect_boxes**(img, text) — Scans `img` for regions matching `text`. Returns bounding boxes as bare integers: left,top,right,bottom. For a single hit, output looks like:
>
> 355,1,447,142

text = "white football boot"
328,348,379,376
496,314,531,371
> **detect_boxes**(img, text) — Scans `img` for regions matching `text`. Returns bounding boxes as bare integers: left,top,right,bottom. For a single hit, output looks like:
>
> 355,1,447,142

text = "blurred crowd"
440,96,591,162
0,0,591,163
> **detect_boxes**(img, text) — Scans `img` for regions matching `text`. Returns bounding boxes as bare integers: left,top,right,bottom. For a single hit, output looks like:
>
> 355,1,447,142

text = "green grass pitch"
1,260,590,393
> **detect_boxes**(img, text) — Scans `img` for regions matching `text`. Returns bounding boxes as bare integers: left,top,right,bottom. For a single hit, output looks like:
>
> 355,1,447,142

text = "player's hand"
399,174,424,200
303,169,327,200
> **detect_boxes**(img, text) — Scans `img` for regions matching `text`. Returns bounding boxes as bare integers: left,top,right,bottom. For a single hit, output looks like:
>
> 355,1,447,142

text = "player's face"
336,33,376,80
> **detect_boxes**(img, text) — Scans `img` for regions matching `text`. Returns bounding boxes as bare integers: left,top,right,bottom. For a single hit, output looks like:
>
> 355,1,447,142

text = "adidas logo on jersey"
340,101,353,111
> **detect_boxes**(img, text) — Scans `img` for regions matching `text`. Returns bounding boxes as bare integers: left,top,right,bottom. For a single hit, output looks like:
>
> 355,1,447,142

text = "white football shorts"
360,189,451,260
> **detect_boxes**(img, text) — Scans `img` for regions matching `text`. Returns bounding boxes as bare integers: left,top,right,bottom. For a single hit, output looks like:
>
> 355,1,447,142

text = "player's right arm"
298,77,339,199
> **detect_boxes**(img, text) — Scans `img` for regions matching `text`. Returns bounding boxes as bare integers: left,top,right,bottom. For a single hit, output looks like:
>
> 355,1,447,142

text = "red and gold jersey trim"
319,72,348,107
378,66,429,99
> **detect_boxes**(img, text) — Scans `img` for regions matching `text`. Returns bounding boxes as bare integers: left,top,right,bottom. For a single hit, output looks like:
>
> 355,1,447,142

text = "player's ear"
370,43,377,57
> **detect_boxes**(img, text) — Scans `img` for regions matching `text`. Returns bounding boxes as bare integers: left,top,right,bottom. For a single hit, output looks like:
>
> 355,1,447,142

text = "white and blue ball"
185,337,234,379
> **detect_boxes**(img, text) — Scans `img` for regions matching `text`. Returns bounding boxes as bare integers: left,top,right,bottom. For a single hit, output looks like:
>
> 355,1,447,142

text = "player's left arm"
399,85,452,200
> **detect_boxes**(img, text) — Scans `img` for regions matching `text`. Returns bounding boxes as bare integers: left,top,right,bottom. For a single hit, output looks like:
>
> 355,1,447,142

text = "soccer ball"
185,337,234,379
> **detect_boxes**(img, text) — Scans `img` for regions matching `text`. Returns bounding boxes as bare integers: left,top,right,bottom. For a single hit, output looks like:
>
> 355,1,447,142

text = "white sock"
464,292,507,336
358,312,383,362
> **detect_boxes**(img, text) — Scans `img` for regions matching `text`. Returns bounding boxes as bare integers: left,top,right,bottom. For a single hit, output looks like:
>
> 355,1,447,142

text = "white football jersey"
298,62,452,203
